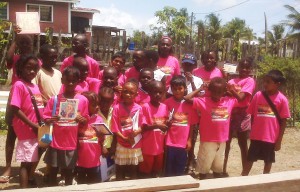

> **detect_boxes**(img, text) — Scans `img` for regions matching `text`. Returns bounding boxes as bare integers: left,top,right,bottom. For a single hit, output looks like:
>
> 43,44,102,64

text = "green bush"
0,111,7,130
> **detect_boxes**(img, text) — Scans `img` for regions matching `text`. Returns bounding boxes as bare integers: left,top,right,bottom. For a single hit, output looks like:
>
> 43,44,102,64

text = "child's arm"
184,87,203,103
227,84,248,102
186,124,196,151
142,124,168,133
11,106,39,134
115,131,133,145
6,42,17,68
275,118,287,151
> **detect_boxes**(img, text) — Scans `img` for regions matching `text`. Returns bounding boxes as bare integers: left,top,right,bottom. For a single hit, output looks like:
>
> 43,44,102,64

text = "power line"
193,0,251,15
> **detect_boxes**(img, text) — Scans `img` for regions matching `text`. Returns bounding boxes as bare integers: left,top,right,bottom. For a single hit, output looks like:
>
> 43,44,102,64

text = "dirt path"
1,128,300,190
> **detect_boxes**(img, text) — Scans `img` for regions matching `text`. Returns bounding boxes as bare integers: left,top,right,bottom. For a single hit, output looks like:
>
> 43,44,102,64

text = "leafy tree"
267,24,285,56
132,30,149,49
205,13,222,51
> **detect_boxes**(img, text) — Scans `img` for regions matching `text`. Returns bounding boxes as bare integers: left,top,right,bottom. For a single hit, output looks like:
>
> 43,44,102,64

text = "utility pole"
190,12,193,53
264,12,268,53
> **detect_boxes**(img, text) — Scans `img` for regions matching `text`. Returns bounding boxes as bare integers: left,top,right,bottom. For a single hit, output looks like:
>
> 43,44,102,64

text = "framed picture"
223,63,237,74
91,123,113,135
16,12,40,34
58,99,79,120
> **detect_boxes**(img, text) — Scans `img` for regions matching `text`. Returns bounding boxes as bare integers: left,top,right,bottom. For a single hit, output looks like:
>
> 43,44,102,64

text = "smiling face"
121,82,138,104
171,85,186,101
62,73,79,95
238,60,252,78
139,70,154,90
110,56,125,74
21,58,39,83
72,35,88,54
103,67,118,88
202,51,217,71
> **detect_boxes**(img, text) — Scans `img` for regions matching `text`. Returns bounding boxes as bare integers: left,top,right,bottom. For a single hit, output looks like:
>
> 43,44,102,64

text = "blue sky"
77,0,299,38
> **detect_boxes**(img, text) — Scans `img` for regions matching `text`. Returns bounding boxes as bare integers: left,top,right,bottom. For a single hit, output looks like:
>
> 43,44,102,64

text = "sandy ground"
1,128,300,190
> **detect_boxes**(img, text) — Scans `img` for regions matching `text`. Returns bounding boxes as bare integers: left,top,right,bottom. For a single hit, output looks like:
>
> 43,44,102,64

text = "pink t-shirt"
135,88,150,106
125,67,140,81
8,55,42,85
141,102,168,155
43,94,89,150
164,97,198,148
59,81,89,94
98,70,126,86
11,81,44,140
77,114,103,168
193,97,237,142
111,102,144,148
157,56,181,89
192,66,223,84
86,77,101,94
228,77,255,108
247,91,290,143
61,55,100,78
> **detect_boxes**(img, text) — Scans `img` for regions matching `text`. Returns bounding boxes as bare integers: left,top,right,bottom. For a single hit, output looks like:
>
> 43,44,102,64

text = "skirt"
114,143,143,165
44,147,78,169
230,107,251,132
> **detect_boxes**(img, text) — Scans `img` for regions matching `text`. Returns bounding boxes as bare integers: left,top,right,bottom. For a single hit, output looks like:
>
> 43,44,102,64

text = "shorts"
44,147,78,169
139,153,164,174
196,142,226,174
165,146,187,176
16,138,39,162
114,143,143,165
230,107,251,132
247,140,275,163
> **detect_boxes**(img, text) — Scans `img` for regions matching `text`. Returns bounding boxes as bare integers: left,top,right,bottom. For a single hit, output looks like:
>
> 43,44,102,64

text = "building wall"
8,0,69,33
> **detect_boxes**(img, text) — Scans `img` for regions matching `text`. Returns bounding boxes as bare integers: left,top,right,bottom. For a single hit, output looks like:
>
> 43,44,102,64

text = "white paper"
16,12,40,34
132,110,142,148
223,63,237,73
168,108,174,122
154,69,166,81
100,156,115,182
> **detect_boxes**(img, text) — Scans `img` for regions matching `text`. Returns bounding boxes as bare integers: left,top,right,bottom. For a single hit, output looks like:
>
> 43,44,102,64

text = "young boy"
60,34,100,78
185,77,237,179
34,44,62,105
125,49,146,81
135,68,154,106
164,75,198,176
98,52,127,87
139,81,169,178
242,70,290,175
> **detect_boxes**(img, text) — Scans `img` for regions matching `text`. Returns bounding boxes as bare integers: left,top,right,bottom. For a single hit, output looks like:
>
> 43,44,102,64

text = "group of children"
2,33,290,188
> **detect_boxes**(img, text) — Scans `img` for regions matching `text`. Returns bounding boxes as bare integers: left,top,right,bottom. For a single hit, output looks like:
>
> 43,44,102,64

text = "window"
27,4,52,22
0,2,8,20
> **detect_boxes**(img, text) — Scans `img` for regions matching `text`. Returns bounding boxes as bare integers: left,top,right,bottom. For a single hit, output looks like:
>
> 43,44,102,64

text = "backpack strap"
261,91,282,125
25,84,44,126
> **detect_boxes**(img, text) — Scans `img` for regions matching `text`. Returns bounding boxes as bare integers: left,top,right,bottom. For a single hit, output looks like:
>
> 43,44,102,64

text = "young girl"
43,66,89,186
10,54,43,188
77,91,103,184
111,81,144,180
185,77,236,179
135,68,154,106
164,75,198,176
139,81,169,178
243,70,290,175
223,58,256,176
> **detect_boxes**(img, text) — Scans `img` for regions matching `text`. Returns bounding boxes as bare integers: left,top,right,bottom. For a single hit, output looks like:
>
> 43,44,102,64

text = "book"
132,110,142,148
16,12,40,34
91,123,113,135
58,99,79,120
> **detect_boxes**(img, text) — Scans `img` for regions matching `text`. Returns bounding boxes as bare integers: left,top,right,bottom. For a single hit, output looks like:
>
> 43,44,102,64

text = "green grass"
0,129,7,135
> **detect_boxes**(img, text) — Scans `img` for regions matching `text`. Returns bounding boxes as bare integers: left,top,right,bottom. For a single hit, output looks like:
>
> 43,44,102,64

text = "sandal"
0,175,10,183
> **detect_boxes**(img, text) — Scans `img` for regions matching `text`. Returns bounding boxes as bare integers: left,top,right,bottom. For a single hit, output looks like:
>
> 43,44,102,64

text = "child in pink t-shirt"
43,66,89,186
243,70,290,176
185,77,236,179
139,81,169,178
98,52,127,88
125,49,146,81
77,91,103,184
9,55,43,188
60,34,100,78
134,68,154,106
192,50,223,95
111,81,144,180
164,75,198,176
223,58,256,176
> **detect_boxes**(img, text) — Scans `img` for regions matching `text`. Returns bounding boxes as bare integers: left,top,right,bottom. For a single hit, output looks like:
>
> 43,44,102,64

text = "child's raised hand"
184,72,194,83
13,24,22,34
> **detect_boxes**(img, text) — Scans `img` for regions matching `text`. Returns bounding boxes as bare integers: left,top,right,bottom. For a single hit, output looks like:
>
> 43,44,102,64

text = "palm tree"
267,24,285,56
195,20,205,58
223,17,247,61
205,13,222,51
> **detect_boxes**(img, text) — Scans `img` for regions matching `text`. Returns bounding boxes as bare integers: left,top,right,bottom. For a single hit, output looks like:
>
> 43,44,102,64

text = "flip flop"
0,175,10,183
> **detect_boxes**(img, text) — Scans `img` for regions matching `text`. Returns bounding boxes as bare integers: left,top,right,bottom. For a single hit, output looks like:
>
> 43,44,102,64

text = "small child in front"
43,66,89,186
242,70,290,175
185,77,236,179
164,75,198,176
111,81,144,180
139,81,169,178
76,91,103,184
